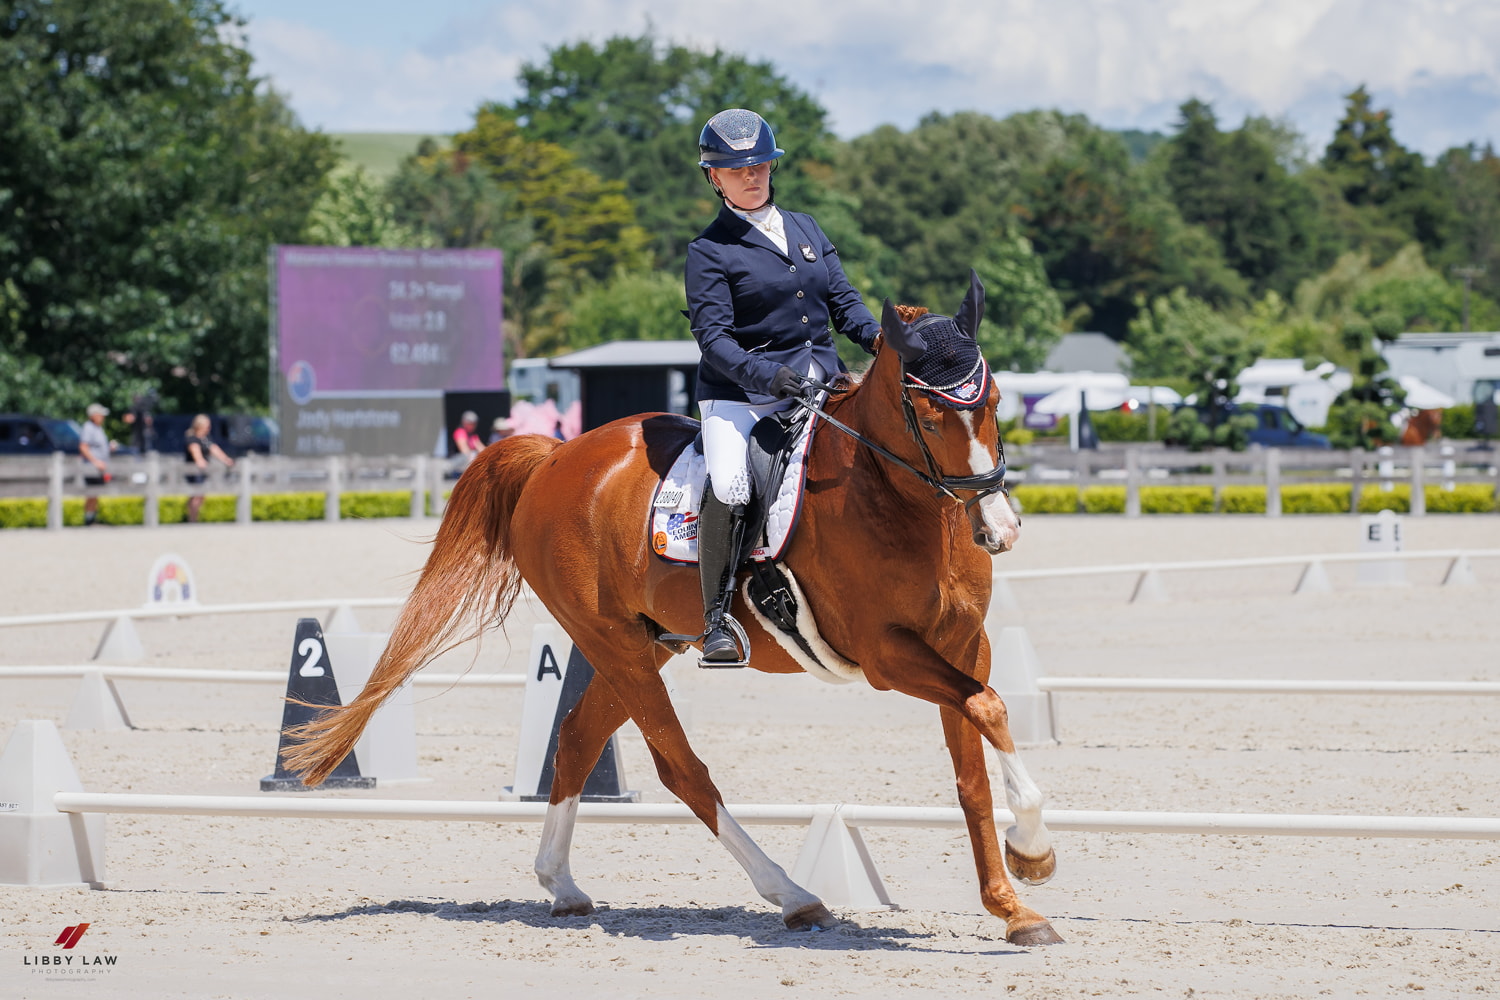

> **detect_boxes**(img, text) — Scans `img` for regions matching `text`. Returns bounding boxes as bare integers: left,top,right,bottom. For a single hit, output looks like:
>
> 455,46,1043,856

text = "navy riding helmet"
697,109,785,170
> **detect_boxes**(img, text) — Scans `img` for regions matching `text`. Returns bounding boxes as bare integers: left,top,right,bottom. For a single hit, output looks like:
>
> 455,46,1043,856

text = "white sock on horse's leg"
535,795,593,916
997,751,1052,859
714,803,827,921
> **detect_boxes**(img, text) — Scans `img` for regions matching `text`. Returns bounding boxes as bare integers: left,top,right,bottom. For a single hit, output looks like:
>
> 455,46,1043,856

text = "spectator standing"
183,414,234,523
78,402,112,526
488,417,515,445
452,411,483,464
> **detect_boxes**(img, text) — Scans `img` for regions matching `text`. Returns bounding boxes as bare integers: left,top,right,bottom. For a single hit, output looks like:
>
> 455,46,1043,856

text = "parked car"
146,414,277,458
1173,403,1331,449
1243,403,1331,448
0,414,82,454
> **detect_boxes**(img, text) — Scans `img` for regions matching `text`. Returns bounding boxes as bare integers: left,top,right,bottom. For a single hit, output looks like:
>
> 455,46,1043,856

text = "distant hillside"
329,132,447,179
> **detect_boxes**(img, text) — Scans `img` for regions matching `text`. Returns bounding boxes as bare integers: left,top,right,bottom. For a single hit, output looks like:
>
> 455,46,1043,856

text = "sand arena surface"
1,515,1498,998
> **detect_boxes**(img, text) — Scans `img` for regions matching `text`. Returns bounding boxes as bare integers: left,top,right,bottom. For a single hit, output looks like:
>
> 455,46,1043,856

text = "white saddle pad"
649,413,818,564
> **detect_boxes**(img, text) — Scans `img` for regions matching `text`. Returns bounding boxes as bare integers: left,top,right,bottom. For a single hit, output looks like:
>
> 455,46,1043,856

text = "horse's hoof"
784,902,837,931
1007,920,1064,947
550,898,595,918
1005,842,1057,886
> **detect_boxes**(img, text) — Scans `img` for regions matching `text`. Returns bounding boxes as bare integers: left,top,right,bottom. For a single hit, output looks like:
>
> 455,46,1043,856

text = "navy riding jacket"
685,204,880,405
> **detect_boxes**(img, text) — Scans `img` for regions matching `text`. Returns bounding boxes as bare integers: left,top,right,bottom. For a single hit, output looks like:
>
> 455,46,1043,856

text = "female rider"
685,108,882,664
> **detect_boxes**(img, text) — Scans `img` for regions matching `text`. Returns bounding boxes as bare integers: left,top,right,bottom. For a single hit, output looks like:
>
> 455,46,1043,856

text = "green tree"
304,166,433,248
837,111,1081,312
508,33,838,271
1434,143,1500,304
1126,288,1263,427
1161,100,1327,295
1318,86,1457,260
401,108,654,356
971,236,1064,371
0,0,336,415
565,270,690,350
1018,125,1248,335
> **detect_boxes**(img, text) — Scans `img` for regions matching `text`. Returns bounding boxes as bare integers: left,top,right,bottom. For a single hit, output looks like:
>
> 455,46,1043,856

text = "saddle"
649,401,825,661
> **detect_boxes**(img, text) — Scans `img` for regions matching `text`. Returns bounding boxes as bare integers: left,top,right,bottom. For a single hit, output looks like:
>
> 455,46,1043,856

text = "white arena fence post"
323,604,363,635
1294,560,1332,596
430,460,446,518
409,456,427,519
1443,555,1476,587
989,626,1058,745
323,456,341,522
236,453,253,524
1124,448,1141,519
144,451,161,527
1264,449,1281,518
324,628,420,783
65,670,133,731
1409,446,1426,517
91,615,144,664
0,720,105,887
790,804,892,909
47,451,64,531
1130,568,1170,604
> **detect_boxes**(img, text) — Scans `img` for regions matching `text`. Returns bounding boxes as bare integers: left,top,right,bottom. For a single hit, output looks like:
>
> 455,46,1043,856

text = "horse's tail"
280,434,561,786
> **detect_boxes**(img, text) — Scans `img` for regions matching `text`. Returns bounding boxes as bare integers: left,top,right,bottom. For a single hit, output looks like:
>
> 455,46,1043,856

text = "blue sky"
230,0,1500,158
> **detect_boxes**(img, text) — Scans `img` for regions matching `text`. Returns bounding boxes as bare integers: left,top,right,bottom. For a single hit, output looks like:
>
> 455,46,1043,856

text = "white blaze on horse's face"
959,405,1019,555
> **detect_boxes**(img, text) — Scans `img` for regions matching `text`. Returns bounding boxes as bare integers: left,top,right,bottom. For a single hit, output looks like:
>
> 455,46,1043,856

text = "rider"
684,108,882,664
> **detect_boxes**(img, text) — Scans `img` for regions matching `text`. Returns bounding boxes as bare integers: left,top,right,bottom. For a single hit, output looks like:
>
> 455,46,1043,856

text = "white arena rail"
1036,678,1500,696
0,665,522,687
0,596,405,630
994,547,1500,582
48,793,1500,840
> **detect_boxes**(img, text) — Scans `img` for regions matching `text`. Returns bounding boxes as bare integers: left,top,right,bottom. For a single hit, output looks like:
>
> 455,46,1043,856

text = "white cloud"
241,0,1500,154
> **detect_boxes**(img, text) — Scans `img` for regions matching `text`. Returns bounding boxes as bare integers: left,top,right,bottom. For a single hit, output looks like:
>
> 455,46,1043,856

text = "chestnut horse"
283,274,1063,946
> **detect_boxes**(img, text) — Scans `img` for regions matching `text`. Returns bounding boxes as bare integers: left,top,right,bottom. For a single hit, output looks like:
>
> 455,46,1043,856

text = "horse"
282,272,1063,946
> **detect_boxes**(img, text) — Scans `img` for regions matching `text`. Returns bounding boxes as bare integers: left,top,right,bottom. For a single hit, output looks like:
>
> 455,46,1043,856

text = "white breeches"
699,362,822,505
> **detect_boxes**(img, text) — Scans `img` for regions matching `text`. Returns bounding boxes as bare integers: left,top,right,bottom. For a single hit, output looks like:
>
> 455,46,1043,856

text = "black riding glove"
770,366,811,400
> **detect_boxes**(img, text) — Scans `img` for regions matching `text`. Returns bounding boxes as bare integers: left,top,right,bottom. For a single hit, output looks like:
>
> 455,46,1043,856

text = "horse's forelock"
894,304,929,324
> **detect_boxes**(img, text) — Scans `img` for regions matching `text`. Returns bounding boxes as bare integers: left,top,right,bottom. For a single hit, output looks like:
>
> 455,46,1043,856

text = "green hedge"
3,481,1492,528
1081,485,1125,513
0,498,46,528
1425,484,1495,513
1282,485,1350,513
0,490,430,527
1011,485,1078,514
1220,486,1266,514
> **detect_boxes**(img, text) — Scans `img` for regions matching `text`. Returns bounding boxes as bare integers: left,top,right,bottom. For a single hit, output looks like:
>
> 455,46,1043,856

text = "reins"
793,372,1010,511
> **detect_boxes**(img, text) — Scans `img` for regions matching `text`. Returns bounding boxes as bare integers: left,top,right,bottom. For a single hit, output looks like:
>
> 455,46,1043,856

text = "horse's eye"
920,417,939,434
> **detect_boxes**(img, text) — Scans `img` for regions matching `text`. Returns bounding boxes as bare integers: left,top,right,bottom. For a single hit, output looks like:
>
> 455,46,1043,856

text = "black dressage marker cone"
260,617,376,792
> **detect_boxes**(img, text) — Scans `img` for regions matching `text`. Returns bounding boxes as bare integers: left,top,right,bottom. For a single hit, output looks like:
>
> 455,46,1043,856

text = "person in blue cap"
685,108,881,664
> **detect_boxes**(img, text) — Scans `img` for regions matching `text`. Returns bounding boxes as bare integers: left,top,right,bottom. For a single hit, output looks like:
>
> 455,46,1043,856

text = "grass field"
330,132,447,178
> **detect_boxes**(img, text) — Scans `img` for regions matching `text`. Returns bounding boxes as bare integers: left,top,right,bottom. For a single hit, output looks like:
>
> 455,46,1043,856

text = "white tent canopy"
1398,375,1457,410
1030,384,1182,416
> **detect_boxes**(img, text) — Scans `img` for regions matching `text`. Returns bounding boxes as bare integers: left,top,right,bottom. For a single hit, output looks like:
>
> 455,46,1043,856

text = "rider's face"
710,162,771,210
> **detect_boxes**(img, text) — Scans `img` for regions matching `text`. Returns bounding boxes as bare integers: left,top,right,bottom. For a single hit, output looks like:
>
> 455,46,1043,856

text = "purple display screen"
275,246,503,399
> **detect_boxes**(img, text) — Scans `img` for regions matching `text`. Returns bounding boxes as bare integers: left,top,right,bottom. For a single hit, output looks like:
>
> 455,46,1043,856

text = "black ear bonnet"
881,270,992,411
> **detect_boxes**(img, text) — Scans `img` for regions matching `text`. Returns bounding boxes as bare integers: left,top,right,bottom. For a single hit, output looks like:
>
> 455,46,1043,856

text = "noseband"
795,369,1010,512
897,368,1010,511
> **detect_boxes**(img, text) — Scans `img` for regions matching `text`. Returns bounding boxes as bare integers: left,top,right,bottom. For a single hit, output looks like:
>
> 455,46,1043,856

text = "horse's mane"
825,304,924,406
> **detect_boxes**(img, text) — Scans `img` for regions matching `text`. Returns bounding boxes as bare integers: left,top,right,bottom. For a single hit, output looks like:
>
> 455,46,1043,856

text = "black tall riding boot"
697,488,747,664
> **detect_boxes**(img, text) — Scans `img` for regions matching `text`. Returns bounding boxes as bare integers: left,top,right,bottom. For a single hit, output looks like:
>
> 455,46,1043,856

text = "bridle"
794,365,1010,512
